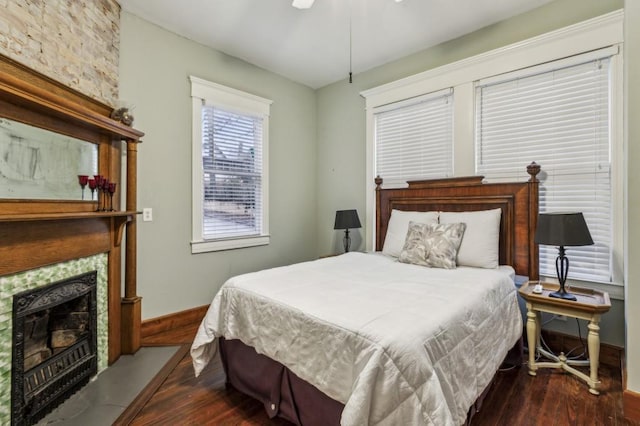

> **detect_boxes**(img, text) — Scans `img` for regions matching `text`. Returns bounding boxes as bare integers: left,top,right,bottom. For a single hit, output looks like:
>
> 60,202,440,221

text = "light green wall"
624,0,640,394
119,12,317,319
316,0,625,347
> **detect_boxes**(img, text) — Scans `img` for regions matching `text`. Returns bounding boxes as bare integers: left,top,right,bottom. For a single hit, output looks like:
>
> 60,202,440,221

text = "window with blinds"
202,106,263,240
375,89,453,185
476,52,613,283
190,76,271,253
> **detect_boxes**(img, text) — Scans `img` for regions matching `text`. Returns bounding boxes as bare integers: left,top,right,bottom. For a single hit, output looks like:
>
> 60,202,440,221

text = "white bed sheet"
191,252,522,426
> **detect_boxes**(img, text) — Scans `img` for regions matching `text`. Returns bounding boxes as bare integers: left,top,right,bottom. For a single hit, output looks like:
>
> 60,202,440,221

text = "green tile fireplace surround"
0,254,109,423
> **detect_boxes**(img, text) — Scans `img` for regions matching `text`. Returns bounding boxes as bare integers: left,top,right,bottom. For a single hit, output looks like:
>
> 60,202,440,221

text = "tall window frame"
475,48,619,285
190,76,272,253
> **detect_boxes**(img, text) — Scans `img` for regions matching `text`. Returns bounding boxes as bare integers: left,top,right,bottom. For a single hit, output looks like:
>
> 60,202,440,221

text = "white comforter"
191,252,522,426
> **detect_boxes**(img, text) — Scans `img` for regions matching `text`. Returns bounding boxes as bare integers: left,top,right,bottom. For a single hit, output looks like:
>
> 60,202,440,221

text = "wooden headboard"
375,163,540,280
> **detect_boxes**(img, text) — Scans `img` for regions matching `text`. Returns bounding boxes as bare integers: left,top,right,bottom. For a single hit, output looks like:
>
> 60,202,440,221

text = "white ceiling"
118,0,553,89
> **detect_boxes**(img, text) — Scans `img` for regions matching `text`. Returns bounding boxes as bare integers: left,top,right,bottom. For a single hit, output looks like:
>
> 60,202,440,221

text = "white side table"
518,281,611,395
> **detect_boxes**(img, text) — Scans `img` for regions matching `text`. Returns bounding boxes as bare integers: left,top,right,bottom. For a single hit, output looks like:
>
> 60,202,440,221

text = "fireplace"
11,271,98,425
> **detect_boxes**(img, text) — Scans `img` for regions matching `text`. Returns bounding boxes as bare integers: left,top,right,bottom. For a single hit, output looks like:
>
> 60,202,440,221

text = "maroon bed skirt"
220,337,343,425
219,337,522,426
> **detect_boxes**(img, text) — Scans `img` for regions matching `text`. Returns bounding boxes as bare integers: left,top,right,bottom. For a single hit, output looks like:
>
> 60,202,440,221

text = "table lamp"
534,212,594,301
334,209,361,253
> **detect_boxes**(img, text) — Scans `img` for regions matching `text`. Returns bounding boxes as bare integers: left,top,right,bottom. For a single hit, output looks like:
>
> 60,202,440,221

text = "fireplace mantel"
0,212,136,275
0,211,139,222
0,53,143,364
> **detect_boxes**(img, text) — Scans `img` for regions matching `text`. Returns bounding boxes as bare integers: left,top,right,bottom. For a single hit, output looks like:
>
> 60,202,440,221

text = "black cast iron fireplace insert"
11,271,98,426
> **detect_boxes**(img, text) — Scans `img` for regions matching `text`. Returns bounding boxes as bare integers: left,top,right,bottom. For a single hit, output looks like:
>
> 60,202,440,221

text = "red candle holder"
93,175,103,209
78,175,89,200
108,182,117,211
99,178,109,211
88,178,97,201
95,175,109,212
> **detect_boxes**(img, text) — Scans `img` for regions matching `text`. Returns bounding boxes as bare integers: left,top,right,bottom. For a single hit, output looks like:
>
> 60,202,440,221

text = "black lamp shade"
334,209,361,230
534,212,594,247
535,212,593,301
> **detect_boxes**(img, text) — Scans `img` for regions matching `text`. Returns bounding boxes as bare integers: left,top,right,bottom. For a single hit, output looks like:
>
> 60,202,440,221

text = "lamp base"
549,290,577,301
343,229,351,253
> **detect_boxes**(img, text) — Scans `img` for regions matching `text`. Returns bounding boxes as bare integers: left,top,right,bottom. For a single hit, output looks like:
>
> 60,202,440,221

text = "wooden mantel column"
121,139,142,354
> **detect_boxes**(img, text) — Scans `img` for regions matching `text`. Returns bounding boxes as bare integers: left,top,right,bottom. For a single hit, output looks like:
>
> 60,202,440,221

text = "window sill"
191,235,270,253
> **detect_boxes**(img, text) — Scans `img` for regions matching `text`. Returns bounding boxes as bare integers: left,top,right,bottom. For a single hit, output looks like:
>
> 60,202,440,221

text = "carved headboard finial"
527,162,541,182
374,176,383,189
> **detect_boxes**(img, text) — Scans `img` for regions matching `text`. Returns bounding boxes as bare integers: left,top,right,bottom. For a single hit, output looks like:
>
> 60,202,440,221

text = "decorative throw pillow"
382,210,439,257
439,208,501,269
398,222,467,269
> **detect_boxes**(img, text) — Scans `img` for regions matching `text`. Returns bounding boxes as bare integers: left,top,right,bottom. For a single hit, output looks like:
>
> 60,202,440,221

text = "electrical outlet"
556,315,567,322
142,208,153,222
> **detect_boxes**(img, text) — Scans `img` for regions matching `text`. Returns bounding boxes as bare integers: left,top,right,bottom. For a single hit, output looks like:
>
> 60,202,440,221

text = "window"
374,89,453,186
476,49,617,283
190,76,272,253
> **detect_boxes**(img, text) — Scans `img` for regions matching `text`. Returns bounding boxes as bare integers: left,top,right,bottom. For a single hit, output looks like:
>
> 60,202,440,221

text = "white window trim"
361,10,624,299
190,76,272,253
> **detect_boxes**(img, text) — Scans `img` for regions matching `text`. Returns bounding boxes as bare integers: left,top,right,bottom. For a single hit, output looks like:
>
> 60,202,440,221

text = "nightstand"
518,281,611,395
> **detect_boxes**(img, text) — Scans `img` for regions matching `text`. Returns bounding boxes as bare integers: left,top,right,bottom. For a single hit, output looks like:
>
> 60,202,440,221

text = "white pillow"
382,209,439,257
439,208,501,269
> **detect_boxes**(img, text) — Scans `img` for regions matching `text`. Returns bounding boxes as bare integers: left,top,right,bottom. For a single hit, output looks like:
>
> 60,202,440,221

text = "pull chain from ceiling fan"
349,0,353,83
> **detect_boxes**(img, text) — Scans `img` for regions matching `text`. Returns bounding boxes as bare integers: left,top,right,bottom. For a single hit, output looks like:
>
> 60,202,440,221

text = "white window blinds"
374,89,453,185
476,53,613,283
202,106,263,240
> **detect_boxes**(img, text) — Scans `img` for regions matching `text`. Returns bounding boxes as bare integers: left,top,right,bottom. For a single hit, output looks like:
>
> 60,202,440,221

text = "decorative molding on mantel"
0,210,140,222
0,53,143,142
0,215,135,277
0,211,139,249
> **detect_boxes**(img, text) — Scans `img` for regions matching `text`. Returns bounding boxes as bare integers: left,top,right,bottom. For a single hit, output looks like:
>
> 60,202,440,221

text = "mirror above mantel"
0,116,98,200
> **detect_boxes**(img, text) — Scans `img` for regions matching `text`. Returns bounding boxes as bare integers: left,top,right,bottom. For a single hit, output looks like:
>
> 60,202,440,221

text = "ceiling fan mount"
292,0,315,9
292,0,403,10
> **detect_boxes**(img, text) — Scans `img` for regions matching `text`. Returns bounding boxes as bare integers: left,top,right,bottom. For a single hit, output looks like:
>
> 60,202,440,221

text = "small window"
190,76,272,253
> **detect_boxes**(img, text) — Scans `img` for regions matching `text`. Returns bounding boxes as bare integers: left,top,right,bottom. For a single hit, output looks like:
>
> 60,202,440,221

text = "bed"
191,163,541,426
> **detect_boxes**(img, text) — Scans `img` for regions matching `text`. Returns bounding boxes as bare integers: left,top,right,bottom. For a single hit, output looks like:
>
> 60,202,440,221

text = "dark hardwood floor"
473,363,633,426
120,324,639,426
